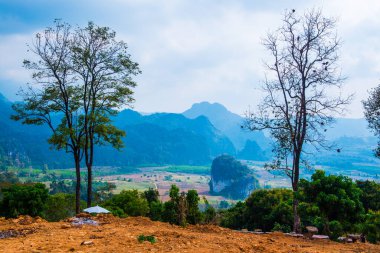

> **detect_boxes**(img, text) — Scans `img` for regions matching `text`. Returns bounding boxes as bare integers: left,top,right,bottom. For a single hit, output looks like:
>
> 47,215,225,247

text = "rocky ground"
0,215,379,253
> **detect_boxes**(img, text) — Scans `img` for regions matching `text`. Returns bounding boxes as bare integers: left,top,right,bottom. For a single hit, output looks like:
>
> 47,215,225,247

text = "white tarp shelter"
83,205,110,214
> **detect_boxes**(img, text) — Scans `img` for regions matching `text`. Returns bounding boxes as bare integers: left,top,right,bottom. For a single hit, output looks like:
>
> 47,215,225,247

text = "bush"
299,170,364,233
149,201,164,221
105,206,127,218
220,201,247,229
362,211,380,243
356,180,380,212
328,220,343,240
137,234,156,244
0,183,49,218
44,193,79,221
103,190,149,216
245,189,293,232
272,222,291,233
186,189,201,225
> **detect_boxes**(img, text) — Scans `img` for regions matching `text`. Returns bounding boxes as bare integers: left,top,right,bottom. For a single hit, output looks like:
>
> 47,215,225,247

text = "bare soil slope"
0,215,379,253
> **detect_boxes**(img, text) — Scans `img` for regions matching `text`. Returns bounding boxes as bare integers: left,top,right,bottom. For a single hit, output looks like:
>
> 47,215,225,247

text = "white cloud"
1,0,380,117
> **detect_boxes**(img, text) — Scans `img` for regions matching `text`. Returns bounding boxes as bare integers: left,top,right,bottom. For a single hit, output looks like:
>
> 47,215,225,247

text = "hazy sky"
0,0,379,118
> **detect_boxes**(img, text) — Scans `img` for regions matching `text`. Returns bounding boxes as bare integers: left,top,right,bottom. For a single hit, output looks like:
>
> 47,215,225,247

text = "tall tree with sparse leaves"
245,9,351,232
70,22,140,207
12,20,140,212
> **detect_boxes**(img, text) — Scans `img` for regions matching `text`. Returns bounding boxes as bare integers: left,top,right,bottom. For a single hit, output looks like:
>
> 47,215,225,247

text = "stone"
312,235,329,240
286,232,304,238
81,241,94,246
61,224,71,229
305,226,318,233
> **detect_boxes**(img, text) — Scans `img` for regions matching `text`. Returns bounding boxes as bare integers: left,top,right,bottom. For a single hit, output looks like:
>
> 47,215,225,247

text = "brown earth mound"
0,215,379,253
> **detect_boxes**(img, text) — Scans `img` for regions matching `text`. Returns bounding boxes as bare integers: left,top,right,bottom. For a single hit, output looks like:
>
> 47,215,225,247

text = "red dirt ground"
0,215,379,253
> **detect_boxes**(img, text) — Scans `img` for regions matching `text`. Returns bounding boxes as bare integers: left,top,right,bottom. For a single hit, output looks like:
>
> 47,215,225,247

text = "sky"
0,0,380,118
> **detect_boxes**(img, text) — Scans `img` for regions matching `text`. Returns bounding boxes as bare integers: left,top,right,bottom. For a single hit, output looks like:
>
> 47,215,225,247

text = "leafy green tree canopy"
0,183,49,218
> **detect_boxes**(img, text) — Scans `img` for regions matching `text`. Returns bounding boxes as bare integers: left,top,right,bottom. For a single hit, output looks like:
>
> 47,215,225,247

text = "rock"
305,226,318,233
286,232,304,238
312,235,329,240
61,224,71,229
348,234,363,243
254,229,263,232
338,237,353,243
241,229,248,232
81,241,94,246
305,226,318,238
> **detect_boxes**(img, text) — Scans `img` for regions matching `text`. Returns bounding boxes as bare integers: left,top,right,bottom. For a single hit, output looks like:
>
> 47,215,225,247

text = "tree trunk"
74,154,81,214
87,164,92,207
292,151,301,233
292,196,301,233
86,130,94,208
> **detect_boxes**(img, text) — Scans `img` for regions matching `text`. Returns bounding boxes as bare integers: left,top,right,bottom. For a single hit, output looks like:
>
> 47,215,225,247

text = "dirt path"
0,216,378,253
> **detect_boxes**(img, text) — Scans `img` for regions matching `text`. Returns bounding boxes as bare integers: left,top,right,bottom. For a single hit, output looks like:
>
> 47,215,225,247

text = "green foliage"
245,189,293,232
218,200,230,209
220,201,247,229
169,184,179,201
105,206,127,218
0,183,49,218
103,190,149,216
144,188,159,204
49,180,72,194
44,193,80,221
272,222,291,233
143,187,163,221
299,170,364,233
148,201,164,221
186,189,201,225
162,201,178,224
356,180,380,212
203,197,216,224
328,220,343,240
137,234,156,244
361,211,380,243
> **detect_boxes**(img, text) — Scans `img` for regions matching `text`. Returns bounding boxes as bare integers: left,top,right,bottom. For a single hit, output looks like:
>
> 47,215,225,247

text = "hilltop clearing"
0,215,378,253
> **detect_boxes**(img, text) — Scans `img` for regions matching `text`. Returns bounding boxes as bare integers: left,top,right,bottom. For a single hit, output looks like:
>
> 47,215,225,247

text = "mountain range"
0,94,378,173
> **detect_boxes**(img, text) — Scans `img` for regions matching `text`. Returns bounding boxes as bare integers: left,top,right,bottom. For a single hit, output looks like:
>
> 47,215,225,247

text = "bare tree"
245,9,351,232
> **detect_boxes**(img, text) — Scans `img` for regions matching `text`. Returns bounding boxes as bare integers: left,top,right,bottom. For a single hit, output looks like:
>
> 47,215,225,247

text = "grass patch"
155,165,210,175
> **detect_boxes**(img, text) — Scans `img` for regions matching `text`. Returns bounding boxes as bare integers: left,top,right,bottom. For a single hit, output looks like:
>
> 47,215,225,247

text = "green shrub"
328,220,343,240
186,189,201,225
44,193,79,221
362,211,380,243
220,201,247,229
272,222,291,233
138,234,156,244
103,190,149,216
149,201,164,221
245,189,293,232
0,183,48,218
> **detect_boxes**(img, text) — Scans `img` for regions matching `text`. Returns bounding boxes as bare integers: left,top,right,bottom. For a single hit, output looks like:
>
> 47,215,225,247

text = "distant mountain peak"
185,101,230,115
